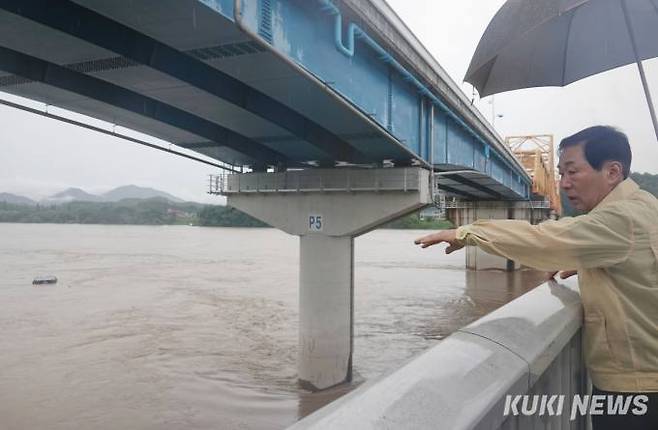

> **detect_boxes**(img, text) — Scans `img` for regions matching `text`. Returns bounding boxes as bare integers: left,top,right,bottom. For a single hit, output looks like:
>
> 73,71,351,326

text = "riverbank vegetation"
2,172,654,228
0,198,451,229
631,172,658,197
0,198,201,225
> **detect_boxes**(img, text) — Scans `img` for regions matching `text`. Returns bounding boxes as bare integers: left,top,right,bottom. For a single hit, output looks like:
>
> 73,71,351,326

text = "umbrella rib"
561,11,577,86
479,57,497,98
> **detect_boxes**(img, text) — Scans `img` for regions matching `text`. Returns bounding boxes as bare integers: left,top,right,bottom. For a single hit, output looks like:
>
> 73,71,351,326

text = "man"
415,126,657,429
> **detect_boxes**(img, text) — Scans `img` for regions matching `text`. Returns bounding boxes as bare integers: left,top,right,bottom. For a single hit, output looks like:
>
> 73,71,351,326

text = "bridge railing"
289,278,587,430
441,200,552,209
208,168,424,195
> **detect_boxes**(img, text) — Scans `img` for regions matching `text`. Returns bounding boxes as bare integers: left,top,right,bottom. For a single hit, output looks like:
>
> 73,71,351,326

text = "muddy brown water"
0,223,547,429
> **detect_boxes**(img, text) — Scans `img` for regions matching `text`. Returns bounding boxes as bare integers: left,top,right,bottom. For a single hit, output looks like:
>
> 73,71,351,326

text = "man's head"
558,126,631,212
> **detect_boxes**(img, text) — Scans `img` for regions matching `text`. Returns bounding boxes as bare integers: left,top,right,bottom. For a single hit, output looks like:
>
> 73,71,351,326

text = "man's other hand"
547,269,578,280
414,229,465,254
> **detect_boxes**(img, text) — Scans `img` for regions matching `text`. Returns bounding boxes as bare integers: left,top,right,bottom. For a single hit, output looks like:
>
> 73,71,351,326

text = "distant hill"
0,192,36,205
101,185,182,202
35,185,184,205
42,187,102,204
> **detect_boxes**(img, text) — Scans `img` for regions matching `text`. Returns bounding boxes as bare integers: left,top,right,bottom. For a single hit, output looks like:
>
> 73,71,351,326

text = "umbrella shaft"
635,60,658,142
621,0,658,141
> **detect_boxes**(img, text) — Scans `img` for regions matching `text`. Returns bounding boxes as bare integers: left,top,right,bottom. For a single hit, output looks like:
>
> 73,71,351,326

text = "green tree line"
0,198,450,229
631,172,658,197
0,198,266,227
2,172,655,228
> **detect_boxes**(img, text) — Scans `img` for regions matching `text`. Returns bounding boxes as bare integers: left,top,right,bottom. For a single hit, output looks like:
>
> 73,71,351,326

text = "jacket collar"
593,178,639,210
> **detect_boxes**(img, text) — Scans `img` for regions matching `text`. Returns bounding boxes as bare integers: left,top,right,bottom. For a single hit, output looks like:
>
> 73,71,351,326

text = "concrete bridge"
0,0,560,393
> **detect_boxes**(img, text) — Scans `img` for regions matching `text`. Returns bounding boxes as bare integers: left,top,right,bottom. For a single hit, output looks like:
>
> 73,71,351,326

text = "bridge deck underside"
0,0,530,200
435,171,524,200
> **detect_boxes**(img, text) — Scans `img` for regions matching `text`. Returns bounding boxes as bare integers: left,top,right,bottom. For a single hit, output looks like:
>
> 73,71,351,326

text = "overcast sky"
1,0,657,203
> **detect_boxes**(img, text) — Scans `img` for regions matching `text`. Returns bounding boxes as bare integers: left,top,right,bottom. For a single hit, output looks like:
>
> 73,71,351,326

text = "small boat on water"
33,276,58,285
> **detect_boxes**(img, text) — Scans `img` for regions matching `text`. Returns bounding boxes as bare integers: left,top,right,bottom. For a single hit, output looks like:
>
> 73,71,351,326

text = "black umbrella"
465,0,658,140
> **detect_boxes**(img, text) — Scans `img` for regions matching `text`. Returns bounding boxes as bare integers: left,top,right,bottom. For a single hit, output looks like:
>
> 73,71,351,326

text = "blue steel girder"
234,0,531,199
435,184,479,200
0,97,241,172
0,0,532,199
0,45,286,164
439,173,505,200
0,0,369,164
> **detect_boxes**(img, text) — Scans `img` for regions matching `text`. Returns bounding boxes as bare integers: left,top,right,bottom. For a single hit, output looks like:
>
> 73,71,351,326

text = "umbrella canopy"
465,0,658,138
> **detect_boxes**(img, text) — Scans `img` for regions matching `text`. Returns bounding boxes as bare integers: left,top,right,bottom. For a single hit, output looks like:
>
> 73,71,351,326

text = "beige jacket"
456,179,658,392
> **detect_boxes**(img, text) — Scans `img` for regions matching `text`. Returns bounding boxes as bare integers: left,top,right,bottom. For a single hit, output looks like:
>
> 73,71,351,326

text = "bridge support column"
467,204,516,271
298,234,353,390
225,168,431,390
447,201,543,271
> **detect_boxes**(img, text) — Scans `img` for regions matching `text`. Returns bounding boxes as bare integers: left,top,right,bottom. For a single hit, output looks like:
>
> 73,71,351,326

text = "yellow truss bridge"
506,135,561,215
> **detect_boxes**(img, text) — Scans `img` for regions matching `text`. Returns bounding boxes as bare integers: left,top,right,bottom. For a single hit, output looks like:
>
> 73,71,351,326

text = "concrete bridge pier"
298,234,353,390
447,201,546,271
225,167,431,390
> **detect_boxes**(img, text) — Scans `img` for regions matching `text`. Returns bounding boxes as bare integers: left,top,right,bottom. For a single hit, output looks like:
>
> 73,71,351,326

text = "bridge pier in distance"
224,167,432,390
446,201,551,271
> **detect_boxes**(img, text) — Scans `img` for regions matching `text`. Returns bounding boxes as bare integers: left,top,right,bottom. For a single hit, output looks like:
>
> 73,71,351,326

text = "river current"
0,223,547,429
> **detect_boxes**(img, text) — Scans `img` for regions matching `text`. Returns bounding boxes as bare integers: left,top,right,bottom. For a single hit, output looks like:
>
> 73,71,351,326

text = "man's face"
558,143,619,212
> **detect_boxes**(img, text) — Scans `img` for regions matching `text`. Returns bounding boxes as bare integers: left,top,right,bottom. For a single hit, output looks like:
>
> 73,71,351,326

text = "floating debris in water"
33,276,58,285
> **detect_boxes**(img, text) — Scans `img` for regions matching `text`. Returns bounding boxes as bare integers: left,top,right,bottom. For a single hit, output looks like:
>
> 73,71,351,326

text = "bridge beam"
0,45,285,165
442,174,505,200
225,168,432,390
435,184,479,200
0,0,368,164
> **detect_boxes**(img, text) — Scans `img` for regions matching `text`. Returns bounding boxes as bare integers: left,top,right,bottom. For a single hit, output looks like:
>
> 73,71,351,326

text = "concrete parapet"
289,278,585,429
460,279,582,386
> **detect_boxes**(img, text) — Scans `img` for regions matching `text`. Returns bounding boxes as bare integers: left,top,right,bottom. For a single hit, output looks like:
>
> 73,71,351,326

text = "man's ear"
604,161,624,183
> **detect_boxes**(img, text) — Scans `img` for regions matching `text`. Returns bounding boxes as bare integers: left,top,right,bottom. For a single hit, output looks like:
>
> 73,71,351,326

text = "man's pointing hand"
414,229,465,254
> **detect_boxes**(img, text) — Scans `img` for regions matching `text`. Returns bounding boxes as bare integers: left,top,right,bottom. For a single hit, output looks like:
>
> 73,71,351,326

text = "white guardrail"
442,200,552,209
289,278,586,430
208,168,423,194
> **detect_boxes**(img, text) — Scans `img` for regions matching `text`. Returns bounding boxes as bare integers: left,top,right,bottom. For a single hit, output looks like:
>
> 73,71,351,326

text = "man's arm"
415,204,634,272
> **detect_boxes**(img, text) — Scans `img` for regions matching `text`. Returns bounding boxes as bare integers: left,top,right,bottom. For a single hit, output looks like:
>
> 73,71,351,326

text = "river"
0,223,548,430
